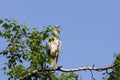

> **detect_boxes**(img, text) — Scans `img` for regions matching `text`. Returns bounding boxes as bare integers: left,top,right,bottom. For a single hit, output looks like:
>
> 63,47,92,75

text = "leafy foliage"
102,54,120,80
0,18,78,80
107,54,120,80
1,18,120,80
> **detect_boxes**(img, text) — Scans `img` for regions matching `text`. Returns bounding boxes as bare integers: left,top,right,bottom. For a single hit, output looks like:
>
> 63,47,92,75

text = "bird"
46,25,61,68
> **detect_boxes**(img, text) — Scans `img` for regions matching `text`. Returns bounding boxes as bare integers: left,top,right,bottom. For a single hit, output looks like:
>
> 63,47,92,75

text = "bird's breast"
49,39,59,51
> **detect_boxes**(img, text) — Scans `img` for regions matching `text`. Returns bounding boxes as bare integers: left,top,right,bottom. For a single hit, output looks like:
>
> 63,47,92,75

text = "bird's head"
53,25,60,35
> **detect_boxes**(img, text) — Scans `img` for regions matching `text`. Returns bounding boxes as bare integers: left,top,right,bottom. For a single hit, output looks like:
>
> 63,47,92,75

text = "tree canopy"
0,18,120,80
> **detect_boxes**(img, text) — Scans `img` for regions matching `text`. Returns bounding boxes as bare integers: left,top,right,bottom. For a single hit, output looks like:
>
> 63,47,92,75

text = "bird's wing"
46,40,51,56
57,38,61,54
56,38,61,63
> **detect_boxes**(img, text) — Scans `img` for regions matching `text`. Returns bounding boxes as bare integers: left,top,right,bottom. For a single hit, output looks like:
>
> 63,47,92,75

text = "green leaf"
0,19,3,24
4,18,9,21
32,28,38,31
0,31,2,36
24,26,29,30
2,23,8,28
22,28,26,35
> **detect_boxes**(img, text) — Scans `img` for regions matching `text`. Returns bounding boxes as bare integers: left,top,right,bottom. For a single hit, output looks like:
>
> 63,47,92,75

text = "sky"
0,0,120,80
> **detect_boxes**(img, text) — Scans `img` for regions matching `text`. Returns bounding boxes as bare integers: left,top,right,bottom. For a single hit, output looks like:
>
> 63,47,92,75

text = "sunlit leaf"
0,19,3,24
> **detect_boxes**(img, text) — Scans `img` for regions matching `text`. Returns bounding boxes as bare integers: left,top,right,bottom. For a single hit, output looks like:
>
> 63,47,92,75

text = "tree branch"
18,64,120,80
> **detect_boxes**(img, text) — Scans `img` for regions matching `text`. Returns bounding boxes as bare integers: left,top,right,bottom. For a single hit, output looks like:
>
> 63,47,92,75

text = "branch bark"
18,64,120,80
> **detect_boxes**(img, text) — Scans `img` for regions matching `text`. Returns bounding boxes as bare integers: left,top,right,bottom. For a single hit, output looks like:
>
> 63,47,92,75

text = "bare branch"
18,64,120,80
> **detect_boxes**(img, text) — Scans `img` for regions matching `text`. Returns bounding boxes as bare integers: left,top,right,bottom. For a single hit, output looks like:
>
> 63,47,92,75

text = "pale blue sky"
0,0,120,80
